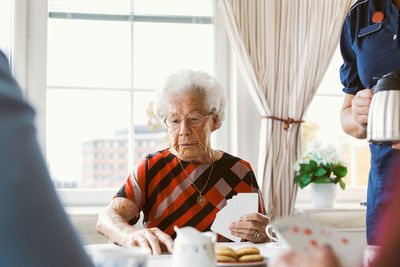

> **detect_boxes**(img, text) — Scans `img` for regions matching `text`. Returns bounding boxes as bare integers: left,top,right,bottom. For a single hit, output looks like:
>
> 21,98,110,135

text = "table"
86,242,289,267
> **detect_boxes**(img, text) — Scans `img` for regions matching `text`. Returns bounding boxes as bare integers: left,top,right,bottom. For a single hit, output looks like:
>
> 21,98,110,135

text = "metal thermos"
367,70,400,144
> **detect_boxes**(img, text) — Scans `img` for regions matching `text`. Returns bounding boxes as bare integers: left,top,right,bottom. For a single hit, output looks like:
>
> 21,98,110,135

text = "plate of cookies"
215,245,266,266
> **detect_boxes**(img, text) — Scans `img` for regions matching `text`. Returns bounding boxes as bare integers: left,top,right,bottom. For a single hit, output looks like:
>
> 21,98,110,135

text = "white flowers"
294,142,346,171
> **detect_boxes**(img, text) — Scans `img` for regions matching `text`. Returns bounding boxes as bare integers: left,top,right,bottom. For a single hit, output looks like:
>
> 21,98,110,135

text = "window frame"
13,2,367,207
13,2,215,204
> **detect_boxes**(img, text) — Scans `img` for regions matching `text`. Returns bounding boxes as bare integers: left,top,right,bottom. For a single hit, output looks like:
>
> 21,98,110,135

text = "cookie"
215,245,237,259
216,255,237,262
238,254,264,262
235,246,260,257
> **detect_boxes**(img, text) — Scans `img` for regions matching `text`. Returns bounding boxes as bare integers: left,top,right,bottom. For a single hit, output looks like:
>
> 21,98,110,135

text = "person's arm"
339,14,368,139
340,90,373,139
96,197,173,254
0,51,94,266
392,143,400,150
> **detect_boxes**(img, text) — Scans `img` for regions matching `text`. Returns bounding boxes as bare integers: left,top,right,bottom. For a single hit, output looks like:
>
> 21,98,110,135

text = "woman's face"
166,92,217,162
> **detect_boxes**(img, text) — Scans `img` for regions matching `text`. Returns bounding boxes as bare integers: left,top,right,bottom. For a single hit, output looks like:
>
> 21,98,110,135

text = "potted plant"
294,142,347,208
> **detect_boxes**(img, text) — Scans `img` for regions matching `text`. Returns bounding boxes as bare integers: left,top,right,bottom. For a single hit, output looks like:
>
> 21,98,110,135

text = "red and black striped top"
115,149,265,238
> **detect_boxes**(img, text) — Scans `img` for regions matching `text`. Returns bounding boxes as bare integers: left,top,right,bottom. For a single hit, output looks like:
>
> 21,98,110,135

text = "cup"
86,244,150,267
266,225,287,247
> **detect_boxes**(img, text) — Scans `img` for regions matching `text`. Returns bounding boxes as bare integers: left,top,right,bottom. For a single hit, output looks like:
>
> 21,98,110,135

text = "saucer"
217,259,267,267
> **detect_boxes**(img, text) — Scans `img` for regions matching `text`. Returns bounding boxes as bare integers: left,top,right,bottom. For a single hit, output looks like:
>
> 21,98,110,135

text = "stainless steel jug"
367,70,400,144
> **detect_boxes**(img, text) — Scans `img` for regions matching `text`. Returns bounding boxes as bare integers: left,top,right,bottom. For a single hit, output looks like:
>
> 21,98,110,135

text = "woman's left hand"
229,213,270,243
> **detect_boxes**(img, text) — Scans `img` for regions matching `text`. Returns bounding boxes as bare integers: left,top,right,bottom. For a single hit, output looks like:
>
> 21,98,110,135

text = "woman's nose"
179,119,192,135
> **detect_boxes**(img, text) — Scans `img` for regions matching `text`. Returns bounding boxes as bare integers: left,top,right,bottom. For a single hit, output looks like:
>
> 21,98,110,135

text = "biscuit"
238,254,264,262
215,245,237,259
216,255,237,262
235,246,260,257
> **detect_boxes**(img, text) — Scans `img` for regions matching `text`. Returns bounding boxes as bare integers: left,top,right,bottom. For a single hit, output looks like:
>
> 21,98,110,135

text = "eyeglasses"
165,112,213,130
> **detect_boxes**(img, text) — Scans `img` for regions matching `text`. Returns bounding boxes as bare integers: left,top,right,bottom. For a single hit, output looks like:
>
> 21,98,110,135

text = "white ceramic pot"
310,183,337,208
172,226,217,267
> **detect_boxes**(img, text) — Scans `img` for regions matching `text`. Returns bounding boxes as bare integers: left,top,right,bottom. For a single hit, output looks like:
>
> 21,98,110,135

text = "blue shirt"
339,0,400,245
340,0,400,92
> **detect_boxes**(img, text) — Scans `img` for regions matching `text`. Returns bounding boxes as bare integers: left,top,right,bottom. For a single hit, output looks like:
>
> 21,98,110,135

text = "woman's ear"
211,114,219,131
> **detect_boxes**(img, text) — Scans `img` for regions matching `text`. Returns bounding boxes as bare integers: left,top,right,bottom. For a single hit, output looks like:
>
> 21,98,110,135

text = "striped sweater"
115,149,265,238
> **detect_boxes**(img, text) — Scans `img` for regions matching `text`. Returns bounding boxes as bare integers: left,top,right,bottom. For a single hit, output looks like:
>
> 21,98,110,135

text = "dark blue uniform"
340,0,400,244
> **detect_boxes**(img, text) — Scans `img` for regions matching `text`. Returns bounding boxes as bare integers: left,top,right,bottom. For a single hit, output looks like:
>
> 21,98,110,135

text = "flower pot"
310,183,337,208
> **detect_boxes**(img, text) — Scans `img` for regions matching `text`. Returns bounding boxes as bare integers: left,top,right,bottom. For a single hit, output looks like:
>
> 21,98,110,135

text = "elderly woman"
96,70,269,254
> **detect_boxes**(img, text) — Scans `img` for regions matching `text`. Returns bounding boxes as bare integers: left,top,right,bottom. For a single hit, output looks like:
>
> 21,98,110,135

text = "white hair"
153,70,226,129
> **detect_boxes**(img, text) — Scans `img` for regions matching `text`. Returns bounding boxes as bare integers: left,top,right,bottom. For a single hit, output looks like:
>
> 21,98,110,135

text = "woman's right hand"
123,227,174,255
96,198,173,255
351,89,373,126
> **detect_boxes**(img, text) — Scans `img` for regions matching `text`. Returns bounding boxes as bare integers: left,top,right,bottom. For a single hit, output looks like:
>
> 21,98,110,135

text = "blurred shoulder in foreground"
0,50,93,267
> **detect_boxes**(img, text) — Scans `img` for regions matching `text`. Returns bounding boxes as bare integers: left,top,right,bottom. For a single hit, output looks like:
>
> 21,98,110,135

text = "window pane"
317,47,343,96
46,89,131,188
133,91,169,165
133,22,214,90
303,95,370,186
47,19,131,88
46,1,214,189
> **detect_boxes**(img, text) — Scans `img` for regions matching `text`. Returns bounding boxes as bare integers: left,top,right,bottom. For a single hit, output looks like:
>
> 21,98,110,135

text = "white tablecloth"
85,242,290,267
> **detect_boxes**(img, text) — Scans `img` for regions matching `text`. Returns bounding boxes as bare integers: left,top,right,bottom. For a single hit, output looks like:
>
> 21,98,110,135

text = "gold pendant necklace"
197,194,206,206
177,155,214,206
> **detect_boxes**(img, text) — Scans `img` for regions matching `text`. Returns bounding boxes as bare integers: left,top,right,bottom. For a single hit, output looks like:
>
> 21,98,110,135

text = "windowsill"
57,186,368,208
295,202,366,214
295,186,367,204
65,206,104,216
57,188,117,207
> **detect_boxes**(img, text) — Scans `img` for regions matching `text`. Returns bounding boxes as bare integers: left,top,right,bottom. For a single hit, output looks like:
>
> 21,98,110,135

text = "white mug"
265,224,279,242
265,224,288,247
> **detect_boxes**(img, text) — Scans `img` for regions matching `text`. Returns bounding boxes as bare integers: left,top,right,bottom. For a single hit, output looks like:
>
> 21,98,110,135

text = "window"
302,47,370,188
46,0,214,188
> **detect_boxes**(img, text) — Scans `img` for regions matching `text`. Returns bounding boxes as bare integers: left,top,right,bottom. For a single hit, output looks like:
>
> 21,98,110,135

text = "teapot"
367,70,400,144
172,226,217,267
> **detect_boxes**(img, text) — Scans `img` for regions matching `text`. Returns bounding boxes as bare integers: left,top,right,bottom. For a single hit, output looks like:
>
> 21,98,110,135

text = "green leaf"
339,180,346,190
309,160,318,171
301,175,312,185
333,166,347,177
299,163,311,174
294,175,301,184
313,176,331,184
314,167,327,177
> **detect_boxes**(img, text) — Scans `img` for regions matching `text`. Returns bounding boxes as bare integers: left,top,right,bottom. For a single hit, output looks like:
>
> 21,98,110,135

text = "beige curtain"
216,0,354,219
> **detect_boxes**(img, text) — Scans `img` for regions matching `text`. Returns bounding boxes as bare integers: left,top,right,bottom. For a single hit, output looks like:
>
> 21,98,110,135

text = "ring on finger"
252,230,260,238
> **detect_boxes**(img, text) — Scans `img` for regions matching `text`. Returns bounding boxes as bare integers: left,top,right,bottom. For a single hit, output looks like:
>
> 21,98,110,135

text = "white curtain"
216,0,354,219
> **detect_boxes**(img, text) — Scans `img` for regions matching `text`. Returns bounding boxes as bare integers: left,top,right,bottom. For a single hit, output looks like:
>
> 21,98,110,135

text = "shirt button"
394,34,398,40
